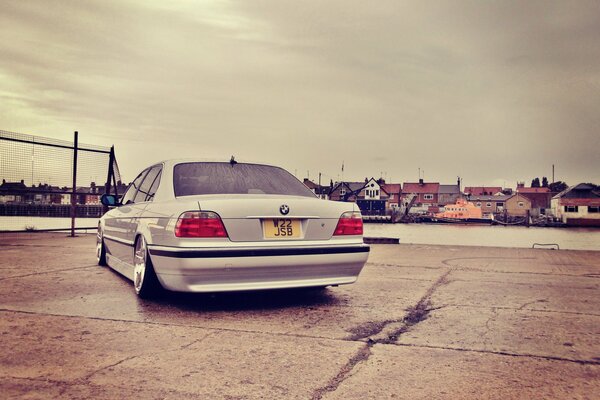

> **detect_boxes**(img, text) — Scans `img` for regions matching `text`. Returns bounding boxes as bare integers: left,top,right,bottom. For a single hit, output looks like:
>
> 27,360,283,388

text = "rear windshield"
173,162,316,198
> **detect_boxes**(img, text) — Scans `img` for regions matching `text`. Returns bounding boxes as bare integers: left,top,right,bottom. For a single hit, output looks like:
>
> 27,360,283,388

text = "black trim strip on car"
148,246,370,259
103,235,135,247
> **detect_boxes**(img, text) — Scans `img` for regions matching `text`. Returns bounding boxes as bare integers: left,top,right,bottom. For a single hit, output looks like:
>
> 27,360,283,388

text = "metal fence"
0,130,122,235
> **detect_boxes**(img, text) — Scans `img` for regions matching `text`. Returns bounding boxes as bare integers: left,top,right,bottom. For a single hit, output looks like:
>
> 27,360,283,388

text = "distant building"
468,195,512,216
438,181,462,206
0,180,63,204
464,186,503,196
303,178,318,192
356,178,389,216
70,182,102,205
329,182,365,202
381,183,402,211
516,184,552,216
551,183,600,227
401,180,440,210
303,178,329,200
0,179,28,204
505,193,533,217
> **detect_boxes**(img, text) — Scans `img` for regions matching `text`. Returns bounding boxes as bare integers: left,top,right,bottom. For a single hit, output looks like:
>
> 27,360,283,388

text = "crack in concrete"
438,257,600,279
1,375,67,385
451,267,599,278
484,307,498,333
345,270,452,343
437,304,600,317
394,343,600,366
0,308,341,343
448,275,600,288
0,243,93,249
0,265,98,281
311,343,372,400
83,355,140,381
178,332,214,350
366,262,443,270
379,269,452,344
518,299,549,310
81,333,214,382
442,257,538,267
483,307,499,347
346,319,399,341
313,269,452,398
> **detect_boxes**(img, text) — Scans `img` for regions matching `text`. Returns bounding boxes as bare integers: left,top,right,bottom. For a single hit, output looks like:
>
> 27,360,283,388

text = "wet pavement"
0,233,599,399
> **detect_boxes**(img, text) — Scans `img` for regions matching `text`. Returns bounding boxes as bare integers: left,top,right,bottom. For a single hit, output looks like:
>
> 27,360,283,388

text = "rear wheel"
133,236,161,299
96,228,107,266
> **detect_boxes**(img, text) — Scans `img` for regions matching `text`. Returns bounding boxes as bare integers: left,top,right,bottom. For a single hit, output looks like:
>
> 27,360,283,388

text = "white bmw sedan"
97,160,369,298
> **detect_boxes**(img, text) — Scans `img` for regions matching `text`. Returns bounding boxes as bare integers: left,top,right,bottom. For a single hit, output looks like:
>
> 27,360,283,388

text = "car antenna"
230,155,237,166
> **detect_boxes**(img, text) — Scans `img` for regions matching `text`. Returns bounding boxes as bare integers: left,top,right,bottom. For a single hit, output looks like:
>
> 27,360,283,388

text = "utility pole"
552,164,555,183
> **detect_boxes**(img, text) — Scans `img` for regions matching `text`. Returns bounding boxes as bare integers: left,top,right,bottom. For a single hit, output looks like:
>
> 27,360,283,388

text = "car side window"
145,167,162,202
136,166,162,203
121,170,148,205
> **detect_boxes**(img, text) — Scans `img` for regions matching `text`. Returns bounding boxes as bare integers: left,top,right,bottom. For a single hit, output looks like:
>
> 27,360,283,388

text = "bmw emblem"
279,204,290,215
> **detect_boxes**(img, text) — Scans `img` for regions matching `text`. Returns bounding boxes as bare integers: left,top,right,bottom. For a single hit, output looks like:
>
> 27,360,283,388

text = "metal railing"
532,243,560,250
0,130,121,236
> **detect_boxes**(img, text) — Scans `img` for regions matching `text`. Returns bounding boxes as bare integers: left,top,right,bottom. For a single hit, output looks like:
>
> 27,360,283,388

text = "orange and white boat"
433,199,493,223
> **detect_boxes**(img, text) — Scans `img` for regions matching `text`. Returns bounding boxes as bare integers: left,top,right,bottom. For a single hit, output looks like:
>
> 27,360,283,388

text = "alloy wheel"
133,237,147,294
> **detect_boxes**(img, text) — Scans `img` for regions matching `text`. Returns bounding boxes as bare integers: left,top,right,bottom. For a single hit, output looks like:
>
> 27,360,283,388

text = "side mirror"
101,194,119,207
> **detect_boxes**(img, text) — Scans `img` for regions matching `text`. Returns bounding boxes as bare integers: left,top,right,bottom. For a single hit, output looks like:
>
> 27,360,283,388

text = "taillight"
334,211,363,235
175,211,228,238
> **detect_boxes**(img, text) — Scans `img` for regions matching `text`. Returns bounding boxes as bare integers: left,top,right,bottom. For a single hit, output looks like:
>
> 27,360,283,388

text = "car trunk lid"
183,194,353,242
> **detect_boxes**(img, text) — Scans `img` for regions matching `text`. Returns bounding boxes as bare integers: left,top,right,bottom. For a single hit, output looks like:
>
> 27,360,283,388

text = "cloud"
1,0,599,185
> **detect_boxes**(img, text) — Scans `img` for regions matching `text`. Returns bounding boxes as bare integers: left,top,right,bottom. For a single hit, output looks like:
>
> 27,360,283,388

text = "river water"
1,217,598,251
364,223,600,251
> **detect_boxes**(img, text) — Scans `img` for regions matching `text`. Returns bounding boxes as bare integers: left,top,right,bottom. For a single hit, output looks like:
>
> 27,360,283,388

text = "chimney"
517,182,525,189
20,179,24,184
419,178,424,185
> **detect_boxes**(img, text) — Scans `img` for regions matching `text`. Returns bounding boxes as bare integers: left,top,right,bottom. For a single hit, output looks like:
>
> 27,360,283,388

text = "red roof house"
402,180,440,206
516,186,552,210
464,186,502,196
381,183,402,207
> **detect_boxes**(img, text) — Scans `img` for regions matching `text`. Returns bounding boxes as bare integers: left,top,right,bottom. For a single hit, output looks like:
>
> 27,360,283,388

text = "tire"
133,236,162,299
96,228,107,266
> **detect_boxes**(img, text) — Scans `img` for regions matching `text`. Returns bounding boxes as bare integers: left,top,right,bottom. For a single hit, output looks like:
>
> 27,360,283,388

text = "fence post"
103,146,115,214
70,131,78,237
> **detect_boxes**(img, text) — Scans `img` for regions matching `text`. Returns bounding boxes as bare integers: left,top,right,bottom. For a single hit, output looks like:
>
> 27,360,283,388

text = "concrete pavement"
0,233,598,399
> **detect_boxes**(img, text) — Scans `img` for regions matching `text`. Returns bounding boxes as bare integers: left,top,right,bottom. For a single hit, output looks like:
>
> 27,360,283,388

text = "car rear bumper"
147,244,370,292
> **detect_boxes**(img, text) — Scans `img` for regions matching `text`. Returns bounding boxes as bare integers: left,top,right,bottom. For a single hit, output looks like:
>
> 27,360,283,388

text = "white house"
551,183,600,226
363,178,382,200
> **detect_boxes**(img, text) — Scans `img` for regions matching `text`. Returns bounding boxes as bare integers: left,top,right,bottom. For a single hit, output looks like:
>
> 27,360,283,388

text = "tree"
542,177,548,187
531,177,540,187
549,181,568,193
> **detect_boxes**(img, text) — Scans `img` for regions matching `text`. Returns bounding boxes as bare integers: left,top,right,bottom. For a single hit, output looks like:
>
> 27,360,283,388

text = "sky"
1,0,599,188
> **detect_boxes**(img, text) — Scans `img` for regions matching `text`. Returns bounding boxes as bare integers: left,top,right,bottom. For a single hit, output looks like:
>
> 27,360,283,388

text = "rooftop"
403,182,440,193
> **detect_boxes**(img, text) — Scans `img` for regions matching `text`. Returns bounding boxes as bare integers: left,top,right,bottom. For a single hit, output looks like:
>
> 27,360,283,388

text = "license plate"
263,219,301,239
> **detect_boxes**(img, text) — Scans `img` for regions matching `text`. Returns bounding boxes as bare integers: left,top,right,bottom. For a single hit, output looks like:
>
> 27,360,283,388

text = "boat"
432,199,494,224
